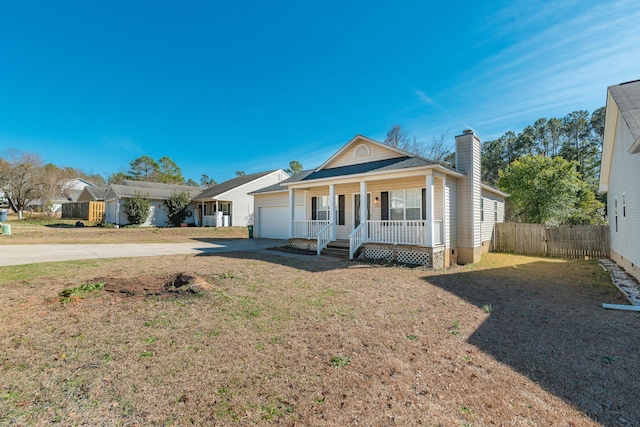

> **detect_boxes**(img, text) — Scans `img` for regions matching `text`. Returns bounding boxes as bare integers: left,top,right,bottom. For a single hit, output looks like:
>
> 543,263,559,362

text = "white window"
623,193,626,217
390,189,421,221
480,198,485,222
316,195,330,221
494,201,498,222
615,197,618,232
315,195,343,224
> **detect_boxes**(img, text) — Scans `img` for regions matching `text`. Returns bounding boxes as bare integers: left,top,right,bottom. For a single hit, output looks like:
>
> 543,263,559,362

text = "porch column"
329,184,336,240
425,174,434,247
442,176,447,248
289,188,295,238
360,180,368,240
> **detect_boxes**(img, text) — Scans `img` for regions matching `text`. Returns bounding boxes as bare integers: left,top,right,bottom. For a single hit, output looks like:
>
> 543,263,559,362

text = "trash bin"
248,225,254,238
0,210,7,222
2,223,11,235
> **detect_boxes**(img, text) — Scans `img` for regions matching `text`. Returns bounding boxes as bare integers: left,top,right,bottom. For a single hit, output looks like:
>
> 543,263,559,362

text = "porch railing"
367,220,428,246
317,223,333,255
292,220,330,239
348,222,366,259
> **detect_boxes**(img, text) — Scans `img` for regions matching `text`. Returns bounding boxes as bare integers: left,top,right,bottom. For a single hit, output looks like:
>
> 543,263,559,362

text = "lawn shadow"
196,249,356,273
425,259,640,426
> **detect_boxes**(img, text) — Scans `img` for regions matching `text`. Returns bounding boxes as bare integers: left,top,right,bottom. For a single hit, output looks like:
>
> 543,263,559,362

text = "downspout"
116,197,120,228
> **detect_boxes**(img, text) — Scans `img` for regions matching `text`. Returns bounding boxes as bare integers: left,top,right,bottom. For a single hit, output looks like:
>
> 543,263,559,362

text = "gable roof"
80,186,108,201
106,183,202,201
599,79,640,192
120,180,197,192
609,80,640,145
193,170,280,200
290,157,438,183
316,134,412,171
249,171,314,194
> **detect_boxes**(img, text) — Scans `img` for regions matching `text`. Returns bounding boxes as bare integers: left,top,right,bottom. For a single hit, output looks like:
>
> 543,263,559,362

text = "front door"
354,193,371,227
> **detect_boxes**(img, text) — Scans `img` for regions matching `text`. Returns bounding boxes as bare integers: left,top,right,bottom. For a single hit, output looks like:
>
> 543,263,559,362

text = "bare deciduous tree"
40,163,74,215
0,149,44,219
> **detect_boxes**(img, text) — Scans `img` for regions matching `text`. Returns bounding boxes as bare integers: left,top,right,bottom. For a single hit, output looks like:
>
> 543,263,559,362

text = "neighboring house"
76,186,108,202
192,170,289,227
0,190,8,208
252,131,507,268
31,177,96,212
104,181,202,227
598,79,640,281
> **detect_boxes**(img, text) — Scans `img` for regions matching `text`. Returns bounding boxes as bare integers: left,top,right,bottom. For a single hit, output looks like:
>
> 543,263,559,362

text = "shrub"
123,191,151,225
163,191,192,226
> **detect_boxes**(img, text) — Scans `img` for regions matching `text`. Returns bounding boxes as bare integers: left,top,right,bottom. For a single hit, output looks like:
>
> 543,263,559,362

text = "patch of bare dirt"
100,273,215,298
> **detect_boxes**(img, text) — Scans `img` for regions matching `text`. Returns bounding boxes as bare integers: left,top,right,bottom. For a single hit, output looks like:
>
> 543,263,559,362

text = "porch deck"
289,220,444,267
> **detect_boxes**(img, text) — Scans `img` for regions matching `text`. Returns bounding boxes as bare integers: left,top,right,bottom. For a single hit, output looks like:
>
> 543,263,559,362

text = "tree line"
383,107,606,225
0,149,304,219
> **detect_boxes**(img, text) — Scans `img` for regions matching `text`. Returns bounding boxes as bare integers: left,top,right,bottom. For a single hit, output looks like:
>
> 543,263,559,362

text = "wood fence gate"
62,201,105,222
493,223,610,259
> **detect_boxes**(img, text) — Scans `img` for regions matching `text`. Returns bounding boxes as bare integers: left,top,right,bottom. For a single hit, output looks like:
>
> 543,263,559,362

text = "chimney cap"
463,129,473,135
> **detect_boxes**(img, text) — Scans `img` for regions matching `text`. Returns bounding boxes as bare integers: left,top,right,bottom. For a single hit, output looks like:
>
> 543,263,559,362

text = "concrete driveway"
0,239,288,266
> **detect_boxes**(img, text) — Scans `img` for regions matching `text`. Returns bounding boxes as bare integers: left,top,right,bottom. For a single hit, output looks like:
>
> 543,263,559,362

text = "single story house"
599,79,640,281
252,130,507,268
192,169,288,227
104,181,203,227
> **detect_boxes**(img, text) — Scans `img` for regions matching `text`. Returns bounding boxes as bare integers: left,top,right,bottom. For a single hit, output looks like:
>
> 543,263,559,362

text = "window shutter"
338,195,345,225
381,192,389,220
422,188,426,221
311,197,317,220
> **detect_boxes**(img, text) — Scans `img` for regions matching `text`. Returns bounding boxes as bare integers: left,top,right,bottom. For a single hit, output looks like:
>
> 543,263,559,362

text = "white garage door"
258,205,305,239
258,206,289,239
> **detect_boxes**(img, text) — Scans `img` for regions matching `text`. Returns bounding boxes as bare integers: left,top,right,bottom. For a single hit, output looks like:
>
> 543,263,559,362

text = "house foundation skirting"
610,249,640,284
359,243,446,268
288,238,446,268
289,238,318,252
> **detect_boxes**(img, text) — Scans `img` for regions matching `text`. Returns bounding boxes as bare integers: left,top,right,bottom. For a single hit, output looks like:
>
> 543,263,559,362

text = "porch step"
321,242,350,259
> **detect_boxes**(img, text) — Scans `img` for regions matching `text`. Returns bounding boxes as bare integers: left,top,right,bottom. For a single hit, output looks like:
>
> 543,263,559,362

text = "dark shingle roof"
610,80,640,141
249,171,313,194
194,170,277,200
288,157,435,183
84,186,108,200
120,180,197,192
251,157,444,194
107,184,202,200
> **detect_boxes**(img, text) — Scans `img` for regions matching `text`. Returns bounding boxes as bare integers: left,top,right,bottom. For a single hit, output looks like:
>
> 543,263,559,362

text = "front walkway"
0,239,289,266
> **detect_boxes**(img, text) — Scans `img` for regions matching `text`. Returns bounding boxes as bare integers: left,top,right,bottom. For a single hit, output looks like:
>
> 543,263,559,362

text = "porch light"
374,196,380,207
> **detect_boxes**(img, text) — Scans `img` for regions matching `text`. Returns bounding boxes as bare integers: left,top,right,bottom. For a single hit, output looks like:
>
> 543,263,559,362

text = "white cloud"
414,90,437,106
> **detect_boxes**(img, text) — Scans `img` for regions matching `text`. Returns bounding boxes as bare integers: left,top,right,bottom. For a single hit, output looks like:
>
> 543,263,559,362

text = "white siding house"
599,79,640,281
104,182,202,227
252,131,507,268
192,170,288,227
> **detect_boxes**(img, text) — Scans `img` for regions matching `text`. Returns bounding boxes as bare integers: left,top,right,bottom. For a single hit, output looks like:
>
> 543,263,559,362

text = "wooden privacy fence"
62,201,105,222
493,223,610,259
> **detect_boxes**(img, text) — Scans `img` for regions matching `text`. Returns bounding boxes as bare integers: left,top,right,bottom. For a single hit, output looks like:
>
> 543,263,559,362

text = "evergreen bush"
163,191,192,226
123,191,151,225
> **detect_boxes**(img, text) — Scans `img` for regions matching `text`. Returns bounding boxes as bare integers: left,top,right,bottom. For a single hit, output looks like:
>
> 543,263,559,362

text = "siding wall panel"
608,110,640,267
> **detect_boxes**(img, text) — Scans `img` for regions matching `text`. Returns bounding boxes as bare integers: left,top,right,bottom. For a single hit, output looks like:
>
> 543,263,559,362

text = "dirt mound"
100,273,213,298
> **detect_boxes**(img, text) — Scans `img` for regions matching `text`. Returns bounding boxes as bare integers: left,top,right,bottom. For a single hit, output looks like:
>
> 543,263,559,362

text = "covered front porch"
285,172,451,267
194,200,232,227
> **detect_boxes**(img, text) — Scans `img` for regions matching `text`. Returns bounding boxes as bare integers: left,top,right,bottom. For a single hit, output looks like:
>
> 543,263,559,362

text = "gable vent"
354,144,370,157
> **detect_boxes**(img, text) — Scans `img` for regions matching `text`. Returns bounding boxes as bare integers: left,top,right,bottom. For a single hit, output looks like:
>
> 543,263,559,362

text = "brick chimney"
455,129,482,264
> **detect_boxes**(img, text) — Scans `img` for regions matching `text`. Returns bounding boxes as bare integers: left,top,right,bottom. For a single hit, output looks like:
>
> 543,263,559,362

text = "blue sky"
1,0,639,184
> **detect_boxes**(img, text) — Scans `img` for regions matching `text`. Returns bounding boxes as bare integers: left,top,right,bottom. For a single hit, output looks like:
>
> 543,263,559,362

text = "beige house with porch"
252,130,507,268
